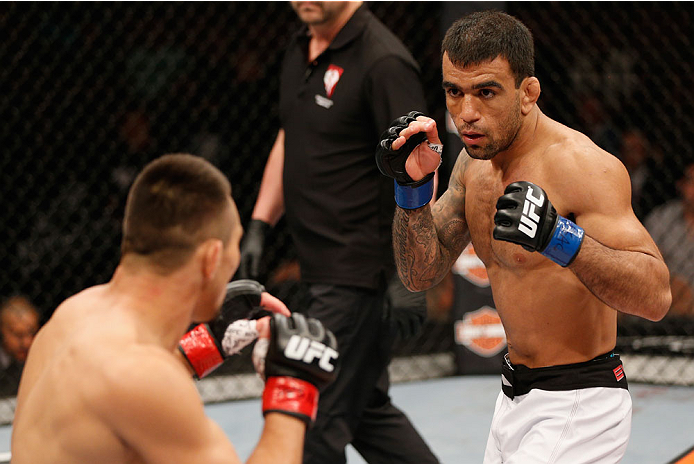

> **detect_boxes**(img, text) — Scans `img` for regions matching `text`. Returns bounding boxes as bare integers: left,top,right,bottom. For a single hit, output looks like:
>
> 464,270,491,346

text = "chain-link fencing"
1,1,692,423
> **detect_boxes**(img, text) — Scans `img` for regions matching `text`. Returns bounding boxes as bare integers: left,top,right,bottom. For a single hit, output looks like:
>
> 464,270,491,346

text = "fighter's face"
192,198,243,323
442,53,523,160
290,1,350,26
220,199,243,285
1,311,38,363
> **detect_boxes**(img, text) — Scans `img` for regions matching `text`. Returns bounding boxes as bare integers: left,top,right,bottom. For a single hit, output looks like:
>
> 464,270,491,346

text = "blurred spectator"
576,94,621,156
619,129,650,215
114,107,155,188
0,296,40,397
645,160,694,316
618,128,668,220
108,106,158,220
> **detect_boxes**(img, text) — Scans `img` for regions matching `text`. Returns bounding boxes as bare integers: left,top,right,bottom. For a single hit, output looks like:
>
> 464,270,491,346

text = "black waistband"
501,352,628,399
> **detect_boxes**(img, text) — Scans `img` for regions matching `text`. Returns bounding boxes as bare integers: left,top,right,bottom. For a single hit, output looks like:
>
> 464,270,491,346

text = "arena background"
1,1,693,424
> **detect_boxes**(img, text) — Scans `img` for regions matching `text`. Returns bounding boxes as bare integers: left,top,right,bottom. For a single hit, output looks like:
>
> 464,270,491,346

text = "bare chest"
464,163,550,270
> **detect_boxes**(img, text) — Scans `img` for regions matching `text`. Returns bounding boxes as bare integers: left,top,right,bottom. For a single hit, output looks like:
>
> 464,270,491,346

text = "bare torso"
394,56,668,370
460,117,617,367
11,286,185,464
11,266,303,464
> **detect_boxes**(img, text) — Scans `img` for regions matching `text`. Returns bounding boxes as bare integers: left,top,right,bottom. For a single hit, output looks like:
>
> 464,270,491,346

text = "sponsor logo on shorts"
519,187,545,238
613,365,625,381
454,306,507,357
284,335,338,372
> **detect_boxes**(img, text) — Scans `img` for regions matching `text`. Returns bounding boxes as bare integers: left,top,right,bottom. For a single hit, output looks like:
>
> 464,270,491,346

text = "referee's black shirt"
279,5,427,290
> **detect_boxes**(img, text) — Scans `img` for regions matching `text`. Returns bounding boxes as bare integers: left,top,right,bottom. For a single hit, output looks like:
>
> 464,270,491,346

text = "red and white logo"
454,306,507,357
323,64,344,98
613,365,625,381
452,243,490,287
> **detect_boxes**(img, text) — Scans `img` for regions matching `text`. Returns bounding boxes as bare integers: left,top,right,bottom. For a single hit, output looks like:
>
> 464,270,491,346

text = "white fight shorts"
483,353,632,464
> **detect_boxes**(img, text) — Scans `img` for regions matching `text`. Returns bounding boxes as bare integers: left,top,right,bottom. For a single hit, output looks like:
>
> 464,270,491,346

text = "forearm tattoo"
393,200,467,290
393,151,470,290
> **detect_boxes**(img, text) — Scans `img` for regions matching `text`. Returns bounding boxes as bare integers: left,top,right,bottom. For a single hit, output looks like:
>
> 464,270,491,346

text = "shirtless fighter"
376,11,671,463
11,153,338,464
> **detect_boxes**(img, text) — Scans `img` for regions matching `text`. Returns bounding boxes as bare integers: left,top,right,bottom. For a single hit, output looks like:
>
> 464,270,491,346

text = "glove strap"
179,324,224,379
262,376,319,425
541,216,585,267
394,176,434,210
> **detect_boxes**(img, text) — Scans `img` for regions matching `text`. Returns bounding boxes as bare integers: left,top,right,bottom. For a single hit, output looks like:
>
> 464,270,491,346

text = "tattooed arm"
393,151,471,291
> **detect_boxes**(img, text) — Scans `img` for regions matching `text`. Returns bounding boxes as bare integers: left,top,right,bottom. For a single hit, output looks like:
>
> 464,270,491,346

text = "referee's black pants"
300,283,439,464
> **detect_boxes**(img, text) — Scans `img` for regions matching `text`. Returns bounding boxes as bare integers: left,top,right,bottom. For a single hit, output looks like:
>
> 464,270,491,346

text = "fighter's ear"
200,238,223,280
520,77,541,115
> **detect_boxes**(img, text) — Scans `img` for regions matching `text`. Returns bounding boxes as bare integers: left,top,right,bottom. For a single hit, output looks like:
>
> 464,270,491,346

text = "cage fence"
1,1,692,425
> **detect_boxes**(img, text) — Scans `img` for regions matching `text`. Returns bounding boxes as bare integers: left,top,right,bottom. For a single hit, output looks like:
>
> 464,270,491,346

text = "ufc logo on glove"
519,187,545,238
493,181,584,267
285,335,338,372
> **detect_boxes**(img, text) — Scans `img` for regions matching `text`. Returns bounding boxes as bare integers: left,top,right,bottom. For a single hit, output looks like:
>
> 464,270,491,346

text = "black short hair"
121,153,233,271
442,10,534,87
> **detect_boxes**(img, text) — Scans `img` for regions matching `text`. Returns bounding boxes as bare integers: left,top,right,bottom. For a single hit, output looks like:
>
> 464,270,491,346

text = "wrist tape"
221,319,258,356
427,142,443,156
541,216,585,267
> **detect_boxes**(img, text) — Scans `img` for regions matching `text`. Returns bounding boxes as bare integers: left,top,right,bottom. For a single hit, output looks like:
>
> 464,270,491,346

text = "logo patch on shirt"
613,365,625,381
314,95,333,109
323,64,344,98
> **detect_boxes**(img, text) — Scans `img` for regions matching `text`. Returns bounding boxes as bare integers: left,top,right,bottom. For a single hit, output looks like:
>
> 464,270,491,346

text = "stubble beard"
461,100,522,161
295,2,341,26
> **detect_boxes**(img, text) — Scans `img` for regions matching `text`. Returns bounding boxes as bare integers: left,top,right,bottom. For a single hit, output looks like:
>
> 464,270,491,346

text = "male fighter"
11,153,338,464
376,11,671,463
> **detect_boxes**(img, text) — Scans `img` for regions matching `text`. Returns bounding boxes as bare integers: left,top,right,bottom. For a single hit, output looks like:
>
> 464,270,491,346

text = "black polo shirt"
279,5,427,289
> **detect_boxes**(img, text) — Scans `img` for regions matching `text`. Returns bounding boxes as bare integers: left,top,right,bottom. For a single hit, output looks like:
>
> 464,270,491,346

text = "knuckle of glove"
493,210,514,227
505,181,528,194
306,317,325,339
387,125,403,138
493,180,556,253
496,194,521,210
220,280,265,322
393,115,411,127
267,314,339,387
378,124,405,152
225,280,264,303
376,112,429,183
